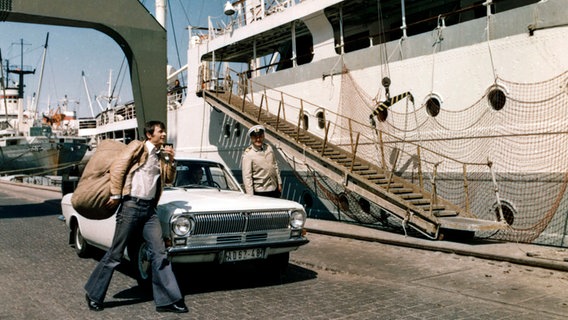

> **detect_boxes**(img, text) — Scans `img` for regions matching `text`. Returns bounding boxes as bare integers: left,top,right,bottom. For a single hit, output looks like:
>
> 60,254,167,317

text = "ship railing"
333,2,486,55
212,67,504,220
205,0,489,49
0,159,86,177
78,118,96,129
114,102,136,121
207,0,303,40
95,102,136,127
167,86,186,110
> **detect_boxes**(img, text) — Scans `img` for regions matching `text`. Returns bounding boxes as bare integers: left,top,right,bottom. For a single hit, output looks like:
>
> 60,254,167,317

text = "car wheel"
73,222,91,258
129,241,152,288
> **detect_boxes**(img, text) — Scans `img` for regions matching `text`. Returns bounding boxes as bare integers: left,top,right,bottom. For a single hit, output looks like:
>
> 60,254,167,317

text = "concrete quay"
305,218,568,272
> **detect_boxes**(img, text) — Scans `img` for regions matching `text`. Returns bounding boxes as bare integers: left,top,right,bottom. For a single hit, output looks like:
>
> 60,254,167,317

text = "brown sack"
71,140,126,220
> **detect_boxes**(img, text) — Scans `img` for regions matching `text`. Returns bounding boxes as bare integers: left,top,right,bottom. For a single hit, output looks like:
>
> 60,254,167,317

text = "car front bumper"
167,237,309,264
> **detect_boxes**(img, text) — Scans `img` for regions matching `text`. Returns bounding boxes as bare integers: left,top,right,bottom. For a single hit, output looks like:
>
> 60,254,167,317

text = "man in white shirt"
84,120,188,314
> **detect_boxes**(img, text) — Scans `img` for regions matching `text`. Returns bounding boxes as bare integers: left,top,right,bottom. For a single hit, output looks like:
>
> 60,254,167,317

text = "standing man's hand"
162,144,175,162
105,198,120,210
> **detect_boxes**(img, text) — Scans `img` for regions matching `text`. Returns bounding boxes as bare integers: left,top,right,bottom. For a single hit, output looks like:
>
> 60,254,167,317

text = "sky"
0,0,230,118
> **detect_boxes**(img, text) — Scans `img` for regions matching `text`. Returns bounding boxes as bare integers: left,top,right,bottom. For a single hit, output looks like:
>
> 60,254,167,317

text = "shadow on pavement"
106,284,153,310
83,245,317,302
0,199,61,219
174,261,318,295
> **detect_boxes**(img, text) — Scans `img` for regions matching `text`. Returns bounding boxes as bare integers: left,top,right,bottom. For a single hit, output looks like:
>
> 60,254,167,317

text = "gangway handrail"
204,86,509,237
205,67,506,226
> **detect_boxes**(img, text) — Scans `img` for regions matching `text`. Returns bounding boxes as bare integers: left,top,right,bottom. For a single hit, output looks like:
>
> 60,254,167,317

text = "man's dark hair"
144,120,166,138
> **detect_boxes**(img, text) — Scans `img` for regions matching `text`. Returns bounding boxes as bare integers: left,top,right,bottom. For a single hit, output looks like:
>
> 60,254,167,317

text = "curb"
0,179,62,193
305,219,568,272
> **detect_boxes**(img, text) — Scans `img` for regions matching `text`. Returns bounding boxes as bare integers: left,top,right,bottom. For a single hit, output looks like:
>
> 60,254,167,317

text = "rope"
376,0,390,79
505,171,568,242
0,159,85,176
277,147,339,204
484,3,498,82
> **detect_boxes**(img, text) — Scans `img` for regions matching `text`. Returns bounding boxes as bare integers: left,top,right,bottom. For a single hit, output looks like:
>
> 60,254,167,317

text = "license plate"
224,248,265,262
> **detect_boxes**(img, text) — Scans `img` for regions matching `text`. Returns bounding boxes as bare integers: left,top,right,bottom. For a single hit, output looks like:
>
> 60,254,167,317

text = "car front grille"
192,210,290,235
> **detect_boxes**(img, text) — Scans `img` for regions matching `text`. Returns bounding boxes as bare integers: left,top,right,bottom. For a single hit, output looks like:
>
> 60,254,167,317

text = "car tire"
128,240,152,289
73,222,91,258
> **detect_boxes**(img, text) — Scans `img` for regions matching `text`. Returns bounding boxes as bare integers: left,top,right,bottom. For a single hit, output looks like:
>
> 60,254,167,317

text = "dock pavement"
3,179,568,272
305,219,568,272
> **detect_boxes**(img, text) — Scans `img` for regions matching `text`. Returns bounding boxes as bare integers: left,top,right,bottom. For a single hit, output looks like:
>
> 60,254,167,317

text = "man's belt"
123,195,154,205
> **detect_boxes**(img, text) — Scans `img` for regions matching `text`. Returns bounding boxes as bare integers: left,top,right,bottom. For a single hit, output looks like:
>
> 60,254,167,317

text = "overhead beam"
0,0,167,136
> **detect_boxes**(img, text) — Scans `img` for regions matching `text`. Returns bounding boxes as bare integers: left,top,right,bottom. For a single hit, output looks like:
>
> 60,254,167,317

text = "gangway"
202,86,509,239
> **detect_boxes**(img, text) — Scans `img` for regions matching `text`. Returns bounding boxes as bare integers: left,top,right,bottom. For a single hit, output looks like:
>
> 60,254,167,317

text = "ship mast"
0,50,9,128
7,39,35,133
106,69,113,109
8,39,35,100
30,33,49,121
81,71,97,118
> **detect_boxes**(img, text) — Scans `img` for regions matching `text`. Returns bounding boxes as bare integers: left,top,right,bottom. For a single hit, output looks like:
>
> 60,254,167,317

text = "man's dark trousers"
84,198,182,306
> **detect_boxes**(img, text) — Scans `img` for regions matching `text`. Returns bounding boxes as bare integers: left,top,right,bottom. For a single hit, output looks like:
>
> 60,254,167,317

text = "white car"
61,158,308,285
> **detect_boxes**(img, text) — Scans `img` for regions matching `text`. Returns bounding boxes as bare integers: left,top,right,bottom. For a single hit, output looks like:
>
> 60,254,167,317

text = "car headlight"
289,209,306,229
172,216,193,236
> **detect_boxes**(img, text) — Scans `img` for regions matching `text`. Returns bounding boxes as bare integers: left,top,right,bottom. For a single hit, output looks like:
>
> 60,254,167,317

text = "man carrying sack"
83,120,188,314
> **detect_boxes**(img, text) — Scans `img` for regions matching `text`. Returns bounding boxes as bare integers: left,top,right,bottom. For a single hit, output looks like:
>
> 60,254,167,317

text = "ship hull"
169,0,568,246
0,138,89,175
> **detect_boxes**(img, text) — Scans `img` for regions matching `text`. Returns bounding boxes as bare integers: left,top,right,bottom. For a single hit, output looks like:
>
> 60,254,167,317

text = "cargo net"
320,69,568,246
279,152,412,234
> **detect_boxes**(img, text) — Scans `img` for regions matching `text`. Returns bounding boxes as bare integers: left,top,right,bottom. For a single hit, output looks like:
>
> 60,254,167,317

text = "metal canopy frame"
1,0,167,136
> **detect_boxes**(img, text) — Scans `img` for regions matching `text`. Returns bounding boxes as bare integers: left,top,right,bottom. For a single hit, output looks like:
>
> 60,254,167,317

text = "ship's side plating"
169,0,568,246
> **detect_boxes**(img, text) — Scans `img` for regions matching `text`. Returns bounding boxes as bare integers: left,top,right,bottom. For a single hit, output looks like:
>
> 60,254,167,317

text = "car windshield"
172,160,241,191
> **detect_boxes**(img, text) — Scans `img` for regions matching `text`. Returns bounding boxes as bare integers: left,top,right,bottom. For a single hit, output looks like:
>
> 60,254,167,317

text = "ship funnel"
224,1,236,16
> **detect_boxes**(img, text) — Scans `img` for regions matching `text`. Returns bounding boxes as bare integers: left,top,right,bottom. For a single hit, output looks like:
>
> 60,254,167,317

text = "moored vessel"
167,0,568,246
1,35,89,176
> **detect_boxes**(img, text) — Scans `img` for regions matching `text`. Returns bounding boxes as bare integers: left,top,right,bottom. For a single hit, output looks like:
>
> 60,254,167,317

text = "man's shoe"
85,294,104,311
156,300,189,313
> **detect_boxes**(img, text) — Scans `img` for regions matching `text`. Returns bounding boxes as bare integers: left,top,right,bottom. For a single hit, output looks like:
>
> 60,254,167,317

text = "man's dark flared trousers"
84,199,182,307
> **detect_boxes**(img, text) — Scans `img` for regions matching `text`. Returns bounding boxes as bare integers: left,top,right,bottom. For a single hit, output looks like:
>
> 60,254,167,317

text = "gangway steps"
204,90,508,238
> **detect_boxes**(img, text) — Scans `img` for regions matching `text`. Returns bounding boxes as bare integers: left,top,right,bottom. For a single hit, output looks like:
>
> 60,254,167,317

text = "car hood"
158,188,303,213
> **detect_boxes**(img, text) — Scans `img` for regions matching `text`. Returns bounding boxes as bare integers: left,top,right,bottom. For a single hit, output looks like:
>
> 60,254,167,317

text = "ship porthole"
338,192,349,211
488,87,507,111
358,197,370,214
316,110,326,129
223,124,231,138
234,123,241,137
302,113,309,130
302,191,313,209
493,200,516,225
425,95,441,117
